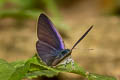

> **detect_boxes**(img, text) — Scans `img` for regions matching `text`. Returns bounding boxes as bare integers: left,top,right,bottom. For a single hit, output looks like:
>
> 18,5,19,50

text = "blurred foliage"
101,0,120,16
0,10,41,19
0,0,69,30
112,0,120,16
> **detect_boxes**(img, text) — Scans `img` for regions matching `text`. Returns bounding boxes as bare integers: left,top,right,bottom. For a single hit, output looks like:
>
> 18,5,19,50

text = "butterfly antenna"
71,25,93,50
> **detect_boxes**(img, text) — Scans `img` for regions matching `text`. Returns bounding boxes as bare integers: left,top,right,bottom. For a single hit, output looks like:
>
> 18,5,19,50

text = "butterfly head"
60,49,71,56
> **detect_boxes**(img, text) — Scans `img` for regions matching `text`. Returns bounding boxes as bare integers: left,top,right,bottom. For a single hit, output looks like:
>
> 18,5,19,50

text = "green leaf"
0,59,30,80
87,73,116,80
55,62,86,77
9,61,30,80
0,55,117,80
23,55,59,79
0,59,15,80
26,70,58,78
10,61,25,68
25,56,117,80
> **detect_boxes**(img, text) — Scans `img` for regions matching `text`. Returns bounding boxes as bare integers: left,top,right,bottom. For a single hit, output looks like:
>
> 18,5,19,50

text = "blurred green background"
0,0,120,80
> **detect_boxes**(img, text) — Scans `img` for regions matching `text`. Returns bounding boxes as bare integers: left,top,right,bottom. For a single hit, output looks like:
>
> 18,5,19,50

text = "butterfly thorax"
51,49,71,66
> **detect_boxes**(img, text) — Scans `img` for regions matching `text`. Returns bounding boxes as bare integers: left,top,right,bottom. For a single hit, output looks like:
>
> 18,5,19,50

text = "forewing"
36,41,58,66
37,14,64,50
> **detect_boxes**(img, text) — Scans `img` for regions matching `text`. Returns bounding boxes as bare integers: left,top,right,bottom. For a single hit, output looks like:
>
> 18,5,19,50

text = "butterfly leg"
68,58,75,70
71,59,75,67
62,56,75,69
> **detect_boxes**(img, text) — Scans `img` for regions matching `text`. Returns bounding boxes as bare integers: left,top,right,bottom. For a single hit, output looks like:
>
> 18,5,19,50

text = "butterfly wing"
36,13,65,66
36,41,58,66
37,14,64,50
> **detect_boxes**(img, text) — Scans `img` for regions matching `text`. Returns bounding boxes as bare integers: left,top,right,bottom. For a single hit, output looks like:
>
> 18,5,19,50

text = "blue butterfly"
36,13,93,66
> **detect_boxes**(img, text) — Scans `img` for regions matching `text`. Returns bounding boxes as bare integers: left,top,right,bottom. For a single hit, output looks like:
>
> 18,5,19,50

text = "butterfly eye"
61,49,71,55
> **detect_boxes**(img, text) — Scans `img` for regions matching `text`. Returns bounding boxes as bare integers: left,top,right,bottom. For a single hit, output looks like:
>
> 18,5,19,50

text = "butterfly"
36,13,93,66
